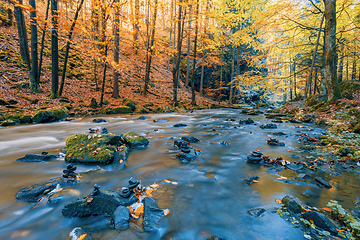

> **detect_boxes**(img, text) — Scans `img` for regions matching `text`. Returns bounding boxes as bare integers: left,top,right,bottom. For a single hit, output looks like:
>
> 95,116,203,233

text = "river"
0,109,359,240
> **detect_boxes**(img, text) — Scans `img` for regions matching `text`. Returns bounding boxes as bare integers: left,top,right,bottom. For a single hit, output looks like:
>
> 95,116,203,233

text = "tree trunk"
191,0,199,106
167,0,174,70
172,0,183,106
338,52,343,83
112,0,120,98
219,64,222,103
324,0,341,101
143,0,158,96
100,46,108,106
51,0,59,99
229,47,234,103
305,14,324,98
59,0,85,96
13,0,30,70
185,5,192,88
351,52,357,80
200,49,206,96
29,0,39,92
38,0,50,84
133,0,139,54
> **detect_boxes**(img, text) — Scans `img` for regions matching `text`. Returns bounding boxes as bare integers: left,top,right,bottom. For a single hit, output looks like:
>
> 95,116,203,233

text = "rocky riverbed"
0,109,360,240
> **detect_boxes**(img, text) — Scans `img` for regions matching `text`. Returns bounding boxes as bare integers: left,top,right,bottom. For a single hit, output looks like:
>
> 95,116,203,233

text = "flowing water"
0,109,359,240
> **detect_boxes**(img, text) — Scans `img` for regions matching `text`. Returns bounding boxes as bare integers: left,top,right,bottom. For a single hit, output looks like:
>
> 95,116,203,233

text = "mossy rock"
123,98,136,111
0,99,10,106
339,81,360,99
0,119,20,126
114,106,132,114
156,105,171,113
6,99,18,105
65,133,123,164
144,102,154,107
74,72,85,80
301,145,316,151
4,112,21,120
348,108,360,118
353,123,360,134
16,81,29,89
254,102,269,109
305,94,327,107
19,115,32,123
137,106,149,114
337,146,356,156
122,131,149,148
31,106,69,124
105,107,115,114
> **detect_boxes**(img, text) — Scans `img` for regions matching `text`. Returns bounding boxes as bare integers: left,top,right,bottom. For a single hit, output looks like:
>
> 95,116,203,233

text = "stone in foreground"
143,197,167,232
122,131,149,148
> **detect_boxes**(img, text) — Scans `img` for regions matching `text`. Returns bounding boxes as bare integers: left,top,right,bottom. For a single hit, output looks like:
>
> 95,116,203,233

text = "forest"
1,0,360,239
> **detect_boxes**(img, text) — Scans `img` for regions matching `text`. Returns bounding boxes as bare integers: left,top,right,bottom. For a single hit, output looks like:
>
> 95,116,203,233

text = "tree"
112,0,121,98
190,0,199,106
29,0,39,92
13,0,30,70
324,0,341,101
50,0,59,99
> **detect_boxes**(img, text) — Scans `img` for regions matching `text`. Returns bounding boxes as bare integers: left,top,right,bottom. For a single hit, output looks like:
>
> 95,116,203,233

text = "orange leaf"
163,209,170,216
135,192,142,199
163,179,171,183
146,188,154,196
135,206,144,216
116,188,122,191
77,234,87,240
30,186,35,189
275,199,282,204
87,197,93,203
127,206,133,215
322,207,331,212
69,153,73,158
252,180,259,183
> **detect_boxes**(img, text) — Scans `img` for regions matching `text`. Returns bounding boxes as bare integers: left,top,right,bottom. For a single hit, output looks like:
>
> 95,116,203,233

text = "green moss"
105,107,115,114
305,94,327,107
0,119,20,126
337,146,356,156
65,133,121,164
339,81,360,100
353,123,360,134
113,106,132,114
123,98,136,111
122,131,149,147
19,115,32,123
301,145,316,151
31,106,69,123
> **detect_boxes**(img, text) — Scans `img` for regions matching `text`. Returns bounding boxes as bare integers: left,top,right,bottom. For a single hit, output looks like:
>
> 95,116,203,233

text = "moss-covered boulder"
65,133,124,164
122,131,149,148
19,115,32,123
0,98,9,105
114,106,132,114
31,106,69,123
105,107,115,114
123,98,136,111
353,123,360,134
0,119,20,126
339,81,360,99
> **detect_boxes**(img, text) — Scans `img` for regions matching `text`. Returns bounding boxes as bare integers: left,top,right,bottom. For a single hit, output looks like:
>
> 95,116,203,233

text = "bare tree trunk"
305,14,324,98
51,0,59,99
167,0,174,70
351,51,357,80
13,0,30,70
199,49,206,95
29,0,39,92
38,0,50,84
185,5,192,88
324,0,341,101
112,0,120,98
100,46,108,106
172,0,183,106
143,0,158,95
191,0,199,106
219,63,222,103
133,0,139,54
59,0,85,96
229,47,234,103
338,52,343,83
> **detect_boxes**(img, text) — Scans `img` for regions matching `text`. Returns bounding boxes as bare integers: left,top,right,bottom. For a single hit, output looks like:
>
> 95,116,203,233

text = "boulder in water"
247,150,263,164
65,133,124,164
282,196,303,214
16,152,60,162
267,138,285,146
260,123,277,129
181,136,200,143
302,211,338,234
173,123,187,127
143,197,168,232
31,106,69,124
122,131,149,148
239,117,254,124
112,206,130,229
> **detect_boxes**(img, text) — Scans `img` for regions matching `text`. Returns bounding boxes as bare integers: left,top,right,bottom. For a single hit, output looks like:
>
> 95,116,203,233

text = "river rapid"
0,109,359,240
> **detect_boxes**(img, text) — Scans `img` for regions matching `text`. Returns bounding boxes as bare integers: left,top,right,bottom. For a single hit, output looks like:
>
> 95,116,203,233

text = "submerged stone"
143,197,167,232
112,206,130,229
267,138,285,146
260,123,277,129
247,208,266,218
16,153,60,162
314,177,332,189
282,196,303,214
181,136,200,143
173,123,187,127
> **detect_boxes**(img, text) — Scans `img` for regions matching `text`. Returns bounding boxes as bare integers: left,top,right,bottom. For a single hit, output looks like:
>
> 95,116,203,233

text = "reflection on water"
0,109,359,240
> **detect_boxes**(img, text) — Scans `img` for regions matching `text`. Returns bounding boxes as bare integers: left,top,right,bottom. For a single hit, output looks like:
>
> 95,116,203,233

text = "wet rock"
220,141,229,146
260,123,277,129
207,236,224,240
153,119,169,123
0,119,20,126
92,118,108,123
138,116,147,120
62,185,138,218
200,124,207,127
181,136,200,143
267,138,285,146
239,117,254,124
128,177,140,190
63,164,77,178
298,173,311,180
247,150,263,164
173,123,187,127
290,154,299,158
114,106,132,114
31,106,69,124
314,177,332,189
271,131,286,136
282,196,303,214
16,152,60,162
300,114,315,123
285,163,304,172
112,206,130,229
113,146,129,169
242,109,261,115
177,148,200,163
16,177,78,202
302,211,338,234
69,227,92,240
143,197,167,232
122,131,149,148
65,133,123,164
247,208,266,218
353,198,360,219
123,98,136,111
302,189,315,197
244,175,260,185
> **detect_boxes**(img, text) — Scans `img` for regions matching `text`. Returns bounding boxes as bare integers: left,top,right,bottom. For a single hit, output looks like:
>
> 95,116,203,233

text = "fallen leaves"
275,199,282,204
163,209,170,216
87,197,93,203
68,153,74,158
77,234,88,240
